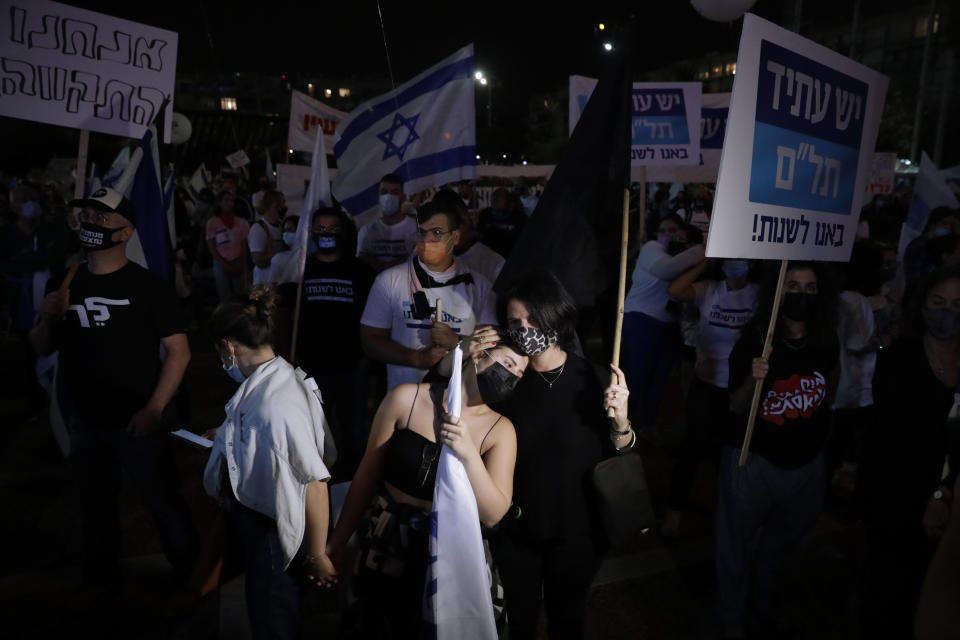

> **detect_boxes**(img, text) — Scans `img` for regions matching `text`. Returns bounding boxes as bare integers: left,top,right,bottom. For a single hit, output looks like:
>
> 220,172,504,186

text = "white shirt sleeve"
360,271,396,329
248,222,268,253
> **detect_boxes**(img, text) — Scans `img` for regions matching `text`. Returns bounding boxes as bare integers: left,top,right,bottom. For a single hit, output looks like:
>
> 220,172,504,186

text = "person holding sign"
715,261,838,638
203,285,337,640
327,341,527,638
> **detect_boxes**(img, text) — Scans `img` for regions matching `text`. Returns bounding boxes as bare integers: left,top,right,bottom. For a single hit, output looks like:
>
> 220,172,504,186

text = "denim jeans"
714,446,824,626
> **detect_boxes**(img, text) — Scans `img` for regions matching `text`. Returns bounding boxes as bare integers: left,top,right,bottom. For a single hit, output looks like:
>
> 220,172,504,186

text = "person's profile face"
925,278,960,311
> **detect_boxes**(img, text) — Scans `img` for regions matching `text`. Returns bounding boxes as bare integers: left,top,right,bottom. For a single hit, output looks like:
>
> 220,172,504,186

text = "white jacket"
204,356,337,569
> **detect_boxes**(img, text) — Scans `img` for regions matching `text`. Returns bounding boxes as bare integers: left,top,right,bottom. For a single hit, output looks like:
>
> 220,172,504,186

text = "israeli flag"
333,44,476,220
898,152,960,258
424,347,498,640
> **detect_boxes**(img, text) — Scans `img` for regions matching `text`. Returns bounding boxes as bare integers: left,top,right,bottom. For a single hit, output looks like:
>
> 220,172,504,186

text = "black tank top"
382,384,443,501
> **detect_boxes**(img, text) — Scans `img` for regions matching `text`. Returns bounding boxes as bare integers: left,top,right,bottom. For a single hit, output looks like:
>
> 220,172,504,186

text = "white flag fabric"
288,89,347,154
897,152,960,259
274,123,331,284
333,44,476,219
424,347,498,640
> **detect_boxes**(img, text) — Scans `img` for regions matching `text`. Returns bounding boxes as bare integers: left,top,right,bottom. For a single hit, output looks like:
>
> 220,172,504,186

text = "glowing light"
598,23,605,30
603,42,613,51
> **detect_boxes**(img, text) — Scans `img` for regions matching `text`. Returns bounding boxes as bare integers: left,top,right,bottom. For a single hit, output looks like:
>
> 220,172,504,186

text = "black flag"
493,40,633,308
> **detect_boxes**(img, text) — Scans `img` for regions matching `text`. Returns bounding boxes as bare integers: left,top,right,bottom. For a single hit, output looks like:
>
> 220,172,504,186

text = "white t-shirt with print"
457,241,504,287
357,216,418,264
833,290,877,409
248,220,282,285
693,280,759,388
360,257,497,390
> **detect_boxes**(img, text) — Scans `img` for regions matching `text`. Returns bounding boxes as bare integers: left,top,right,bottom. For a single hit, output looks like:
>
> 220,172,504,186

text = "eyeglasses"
418,441,440,487
79,209,116,226
313,223,342,234
416,227,453,242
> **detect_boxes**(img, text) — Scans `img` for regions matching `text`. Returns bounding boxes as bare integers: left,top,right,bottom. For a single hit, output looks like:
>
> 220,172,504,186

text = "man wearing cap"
30,187,198,589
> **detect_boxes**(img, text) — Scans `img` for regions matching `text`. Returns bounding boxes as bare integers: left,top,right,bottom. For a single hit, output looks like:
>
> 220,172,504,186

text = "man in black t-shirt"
297,207,375,470
30,187,198,588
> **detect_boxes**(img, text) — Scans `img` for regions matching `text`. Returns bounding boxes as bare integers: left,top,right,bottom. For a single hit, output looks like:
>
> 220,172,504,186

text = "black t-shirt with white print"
726,327,840,469
56,262,186,428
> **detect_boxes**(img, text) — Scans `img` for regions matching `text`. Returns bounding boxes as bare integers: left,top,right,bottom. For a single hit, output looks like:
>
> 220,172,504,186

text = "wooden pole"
70,129,90,230
435,298,443,321
607,186,632,418
288,278,304,364
738,259,789,466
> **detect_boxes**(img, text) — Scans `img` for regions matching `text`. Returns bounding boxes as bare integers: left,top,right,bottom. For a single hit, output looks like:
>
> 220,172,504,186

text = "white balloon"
170,112,192,145
690,0,757,22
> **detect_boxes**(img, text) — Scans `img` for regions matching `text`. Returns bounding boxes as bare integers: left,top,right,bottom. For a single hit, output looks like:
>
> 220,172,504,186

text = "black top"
55,262,186,428
860,339,958,533
726,328,840,469
296,255,374,377
383,429,440,502
494,353,611,543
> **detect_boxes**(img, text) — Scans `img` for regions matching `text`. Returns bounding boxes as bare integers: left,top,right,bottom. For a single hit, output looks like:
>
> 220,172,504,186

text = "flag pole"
289,278,304,364
606,186,632,418
738,259,789,465
71,129,90,229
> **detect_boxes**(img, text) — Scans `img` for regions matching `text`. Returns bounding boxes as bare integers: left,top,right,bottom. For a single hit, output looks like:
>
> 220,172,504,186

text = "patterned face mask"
508,326,558,356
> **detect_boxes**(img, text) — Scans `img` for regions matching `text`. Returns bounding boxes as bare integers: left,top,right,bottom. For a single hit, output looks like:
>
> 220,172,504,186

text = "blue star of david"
377,112,421,161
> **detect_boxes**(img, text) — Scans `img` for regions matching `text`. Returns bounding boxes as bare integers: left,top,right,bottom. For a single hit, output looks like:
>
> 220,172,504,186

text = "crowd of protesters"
3,164,960,640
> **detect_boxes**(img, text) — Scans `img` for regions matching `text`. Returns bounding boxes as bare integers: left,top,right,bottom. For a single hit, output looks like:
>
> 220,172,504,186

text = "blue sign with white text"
748,39,869,215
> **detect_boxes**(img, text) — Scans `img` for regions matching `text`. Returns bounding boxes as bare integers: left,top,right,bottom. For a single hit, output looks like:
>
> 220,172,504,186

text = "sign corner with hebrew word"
0,0,178,142
706,13,888,261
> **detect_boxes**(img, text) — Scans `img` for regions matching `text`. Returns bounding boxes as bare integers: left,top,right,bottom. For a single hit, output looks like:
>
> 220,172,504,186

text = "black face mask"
475,354,520,405
78,222,123,251
781,292,817,323
666,240,688,256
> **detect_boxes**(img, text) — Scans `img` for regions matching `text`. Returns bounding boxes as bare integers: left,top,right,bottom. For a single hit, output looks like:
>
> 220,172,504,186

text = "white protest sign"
569,76,701,166
706,13,888,261
287,89,346,153
277,162,339,217
0,0,177,141
865,152,897,195
226,149,250,169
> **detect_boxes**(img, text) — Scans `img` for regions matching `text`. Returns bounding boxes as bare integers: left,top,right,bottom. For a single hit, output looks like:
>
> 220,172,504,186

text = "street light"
603,42,613,52
474,69,492,127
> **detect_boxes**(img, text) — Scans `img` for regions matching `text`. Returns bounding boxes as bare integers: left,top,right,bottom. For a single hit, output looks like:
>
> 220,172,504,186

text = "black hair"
380,173,403,186
657,212,685,230
417,197,462,231
208,284,279,349
903,263,960,339
744,260,838,350
261,190,284,212
282,215,299,231
496,270,579,349
923,206,959,234
427,189,468,227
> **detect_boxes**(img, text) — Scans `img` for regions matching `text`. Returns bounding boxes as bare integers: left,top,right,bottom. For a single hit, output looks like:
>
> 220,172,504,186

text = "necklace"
535,363,565,389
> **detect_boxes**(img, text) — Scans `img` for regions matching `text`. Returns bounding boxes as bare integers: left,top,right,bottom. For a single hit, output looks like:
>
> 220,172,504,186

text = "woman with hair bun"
203,284,338,640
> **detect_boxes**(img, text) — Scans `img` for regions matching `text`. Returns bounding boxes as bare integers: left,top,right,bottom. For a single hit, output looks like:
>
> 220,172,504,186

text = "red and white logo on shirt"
760,372,827,426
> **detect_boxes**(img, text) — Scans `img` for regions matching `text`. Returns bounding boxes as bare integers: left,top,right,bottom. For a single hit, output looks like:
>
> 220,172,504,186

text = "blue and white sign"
706,13,888,261
646,92,729,183
568,76,701,167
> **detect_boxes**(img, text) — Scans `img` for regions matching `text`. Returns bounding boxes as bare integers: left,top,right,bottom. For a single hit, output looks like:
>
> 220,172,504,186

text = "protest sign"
865,152,897,195
287,89,346,154
0,0,177,141
646,92,729,182
568,75,701,166
898,152,960,258
706,13,888,261
226,149,250,170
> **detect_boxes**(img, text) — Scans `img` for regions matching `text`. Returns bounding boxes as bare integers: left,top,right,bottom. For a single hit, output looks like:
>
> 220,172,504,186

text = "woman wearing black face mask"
858,265,960,640
327,341,528,639
717,261,839,639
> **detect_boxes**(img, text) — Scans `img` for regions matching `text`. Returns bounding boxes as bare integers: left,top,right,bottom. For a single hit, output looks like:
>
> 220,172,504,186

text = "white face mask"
282,231,297,247
380,193,400,216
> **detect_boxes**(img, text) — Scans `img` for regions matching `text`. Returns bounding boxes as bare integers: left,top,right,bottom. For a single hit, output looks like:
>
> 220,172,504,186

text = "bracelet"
610,420,631,435
615,430,637,451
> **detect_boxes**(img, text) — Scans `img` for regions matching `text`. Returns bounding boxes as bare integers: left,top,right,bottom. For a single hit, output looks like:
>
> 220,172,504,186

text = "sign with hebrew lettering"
568,76,701,166
706,13,887,261
288,89,346,154
0,0,177,142
646,92,729,183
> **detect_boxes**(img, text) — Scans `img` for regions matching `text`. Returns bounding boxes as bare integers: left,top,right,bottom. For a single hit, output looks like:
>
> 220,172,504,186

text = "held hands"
304,550,338,588
603,363,630,431
751,357,769,382
440,413,477,464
